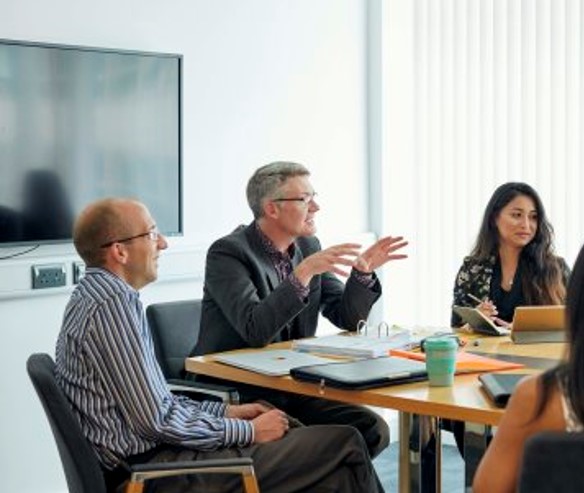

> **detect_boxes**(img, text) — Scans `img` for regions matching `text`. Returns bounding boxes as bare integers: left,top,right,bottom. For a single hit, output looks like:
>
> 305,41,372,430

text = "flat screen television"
0,39,182,247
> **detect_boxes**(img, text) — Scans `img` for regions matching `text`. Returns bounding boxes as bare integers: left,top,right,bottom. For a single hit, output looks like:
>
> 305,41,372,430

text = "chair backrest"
146,299,202,379
518,431,584,492
27,353,106,493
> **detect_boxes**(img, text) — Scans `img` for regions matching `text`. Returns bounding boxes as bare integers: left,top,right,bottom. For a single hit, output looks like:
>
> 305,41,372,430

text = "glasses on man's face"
100,228,161,248
272,192,318,206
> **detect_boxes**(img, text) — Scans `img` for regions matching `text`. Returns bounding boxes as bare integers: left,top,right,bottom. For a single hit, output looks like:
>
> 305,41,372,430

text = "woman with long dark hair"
473,242,584,492
451,182,569,328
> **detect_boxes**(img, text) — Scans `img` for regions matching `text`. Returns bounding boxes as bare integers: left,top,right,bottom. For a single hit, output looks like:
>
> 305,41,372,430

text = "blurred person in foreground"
473,241,584,492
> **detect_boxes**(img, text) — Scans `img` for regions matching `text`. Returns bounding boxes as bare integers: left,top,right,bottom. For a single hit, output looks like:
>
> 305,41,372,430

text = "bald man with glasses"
197,161,408,460
56,197,385,493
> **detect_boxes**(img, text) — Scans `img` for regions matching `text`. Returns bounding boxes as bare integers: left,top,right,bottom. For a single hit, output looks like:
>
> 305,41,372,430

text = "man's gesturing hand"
353,236,408,273
293,243,362,287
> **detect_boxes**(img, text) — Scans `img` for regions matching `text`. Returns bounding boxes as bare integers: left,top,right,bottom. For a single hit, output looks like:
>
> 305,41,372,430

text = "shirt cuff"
222,418,255,447
351,268,376,289
288,273,310,300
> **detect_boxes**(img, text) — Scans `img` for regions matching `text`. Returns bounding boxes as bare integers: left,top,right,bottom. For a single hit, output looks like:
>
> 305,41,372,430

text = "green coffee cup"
423,336,458,387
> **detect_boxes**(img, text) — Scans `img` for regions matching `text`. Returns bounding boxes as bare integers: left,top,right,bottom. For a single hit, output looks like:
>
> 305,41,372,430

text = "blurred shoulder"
506,373,565,430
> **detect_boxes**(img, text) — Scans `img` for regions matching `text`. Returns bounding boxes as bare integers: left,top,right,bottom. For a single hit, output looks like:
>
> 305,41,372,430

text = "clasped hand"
226,402,290,443
294,236,408,286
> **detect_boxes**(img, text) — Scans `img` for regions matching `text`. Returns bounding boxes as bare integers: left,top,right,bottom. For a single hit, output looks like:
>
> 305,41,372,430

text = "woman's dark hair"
471,182,565,305
535,243,584,423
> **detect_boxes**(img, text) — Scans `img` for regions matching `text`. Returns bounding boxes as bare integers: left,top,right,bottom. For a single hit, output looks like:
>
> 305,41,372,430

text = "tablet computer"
452,306,511,336
511,306,566,343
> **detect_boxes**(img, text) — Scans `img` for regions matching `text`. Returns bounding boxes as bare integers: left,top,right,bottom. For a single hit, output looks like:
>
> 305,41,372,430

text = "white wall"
0,1,371,491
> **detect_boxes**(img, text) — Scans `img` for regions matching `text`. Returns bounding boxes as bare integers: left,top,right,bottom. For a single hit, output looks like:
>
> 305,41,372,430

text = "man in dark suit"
197,161,408,459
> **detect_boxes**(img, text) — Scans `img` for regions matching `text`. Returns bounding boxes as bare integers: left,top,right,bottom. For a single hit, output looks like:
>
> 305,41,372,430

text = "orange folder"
389,349,525,374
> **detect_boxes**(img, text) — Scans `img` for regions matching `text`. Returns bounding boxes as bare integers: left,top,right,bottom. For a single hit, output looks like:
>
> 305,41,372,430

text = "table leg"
399,412,441,493
463,422,491,490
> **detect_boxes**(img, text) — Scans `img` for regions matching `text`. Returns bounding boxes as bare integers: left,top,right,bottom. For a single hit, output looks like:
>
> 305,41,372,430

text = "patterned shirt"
55,268,253,470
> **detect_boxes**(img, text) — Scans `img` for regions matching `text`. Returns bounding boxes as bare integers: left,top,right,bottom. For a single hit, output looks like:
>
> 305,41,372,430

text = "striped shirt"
55,268,253,470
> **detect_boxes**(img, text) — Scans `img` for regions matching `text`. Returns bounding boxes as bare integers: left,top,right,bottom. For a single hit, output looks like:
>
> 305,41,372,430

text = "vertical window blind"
381,0,583,326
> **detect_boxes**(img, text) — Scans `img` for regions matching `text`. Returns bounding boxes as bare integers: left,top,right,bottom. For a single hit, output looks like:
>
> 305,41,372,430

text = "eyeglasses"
272,192,318,206
100,228,161,248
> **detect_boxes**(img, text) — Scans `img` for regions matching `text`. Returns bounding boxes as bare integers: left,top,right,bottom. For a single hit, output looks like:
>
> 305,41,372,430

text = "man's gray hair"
246,161,310,219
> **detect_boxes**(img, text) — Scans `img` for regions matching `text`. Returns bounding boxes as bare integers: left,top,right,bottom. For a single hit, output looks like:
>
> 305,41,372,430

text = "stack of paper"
292,332,420,359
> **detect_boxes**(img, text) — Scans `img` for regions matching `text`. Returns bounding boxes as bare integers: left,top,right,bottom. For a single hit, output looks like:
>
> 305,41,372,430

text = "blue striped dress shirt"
55,268,253,469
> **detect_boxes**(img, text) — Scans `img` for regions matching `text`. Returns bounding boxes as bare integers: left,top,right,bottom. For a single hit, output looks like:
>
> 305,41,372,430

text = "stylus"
467,293,484,305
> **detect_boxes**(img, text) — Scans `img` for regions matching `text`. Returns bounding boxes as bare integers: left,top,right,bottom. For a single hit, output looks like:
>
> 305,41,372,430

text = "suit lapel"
245,223,280,291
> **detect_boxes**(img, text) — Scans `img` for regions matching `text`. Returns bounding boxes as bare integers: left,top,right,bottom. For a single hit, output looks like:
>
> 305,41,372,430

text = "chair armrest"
518,431,584,492
126,458,258,493
167,378,240,404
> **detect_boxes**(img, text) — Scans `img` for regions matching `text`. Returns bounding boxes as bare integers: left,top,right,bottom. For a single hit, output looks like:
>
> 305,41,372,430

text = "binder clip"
356,319,369,336
378,321,390,337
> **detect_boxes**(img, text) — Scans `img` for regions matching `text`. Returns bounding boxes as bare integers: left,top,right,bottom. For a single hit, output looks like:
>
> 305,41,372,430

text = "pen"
467,293,484,305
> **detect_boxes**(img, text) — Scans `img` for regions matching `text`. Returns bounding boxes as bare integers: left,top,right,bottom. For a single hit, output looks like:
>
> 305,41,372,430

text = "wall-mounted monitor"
0,38,182,247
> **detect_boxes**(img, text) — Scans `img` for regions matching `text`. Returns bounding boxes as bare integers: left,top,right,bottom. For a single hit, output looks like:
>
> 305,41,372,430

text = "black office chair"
146,299,239,403
27,353,260,493
518,431,584,492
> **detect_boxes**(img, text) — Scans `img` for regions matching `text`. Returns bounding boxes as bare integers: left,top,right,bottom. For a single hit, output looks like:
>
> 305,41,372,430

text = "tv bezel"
0,38,183,248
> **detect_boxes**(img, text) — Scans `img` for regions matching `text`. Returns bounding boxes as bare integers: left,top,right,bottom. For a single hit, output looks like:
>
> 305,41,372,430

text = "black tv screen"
0,39,182,246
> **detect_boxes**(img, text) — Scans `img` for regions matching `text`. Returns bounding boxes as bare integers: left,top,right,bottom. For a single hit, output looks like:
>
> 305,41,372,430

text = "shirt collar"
253,221,296,260
84,266,140,296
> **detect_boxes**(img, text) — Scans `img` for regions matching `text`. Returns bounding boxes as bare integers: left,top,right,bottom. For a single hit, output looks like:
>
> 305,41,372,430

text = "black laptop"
290,356,428,390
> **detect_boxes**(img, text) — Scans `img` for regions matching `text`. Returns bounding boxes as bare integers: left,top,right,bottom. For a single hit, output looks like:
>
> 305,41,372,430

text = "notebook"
453,306,511,336
478,372,530,407
292,331,421,358
389,348,525,373
511,306,566,344
290,356,428,390
213,349,333,376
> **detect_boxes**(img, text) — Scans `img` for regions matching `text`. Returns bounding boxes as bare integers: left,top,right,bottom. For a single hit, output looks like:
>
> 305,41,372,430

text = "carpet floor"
373,442,465,492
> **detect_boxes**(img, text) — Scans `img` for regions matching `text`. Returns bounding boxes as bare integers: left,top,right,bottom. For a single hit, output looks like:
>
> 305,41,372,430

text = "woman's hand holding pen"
467,293,511,327
468,293,498,318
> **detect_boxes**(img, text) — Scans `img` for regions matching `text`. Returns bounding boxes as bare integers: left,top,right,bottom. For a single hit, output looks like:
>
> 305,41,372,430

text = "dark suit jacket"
196,223,382,354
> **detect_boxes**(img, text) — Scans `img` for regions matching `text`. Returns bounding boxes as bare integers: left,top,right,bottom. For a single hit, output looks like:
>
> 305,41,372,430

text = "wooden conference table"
185,336,565,493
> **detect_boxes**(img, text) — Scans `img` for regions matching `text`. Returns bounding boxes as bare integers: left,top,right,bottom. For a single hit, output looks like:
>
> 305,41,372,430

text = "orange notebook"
389,349,525,374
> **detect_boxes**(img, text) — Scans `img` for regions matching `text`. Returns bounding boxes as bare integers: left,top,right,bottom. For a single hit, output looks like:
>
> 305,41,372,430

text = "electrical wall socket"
73,262,86,284
31,264,67,289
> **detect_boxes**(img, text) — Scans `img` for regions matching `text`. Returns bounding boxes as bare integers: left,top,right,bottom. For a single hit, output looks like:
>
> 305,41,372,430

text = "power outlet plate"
32,264,67,289
73,262,86,284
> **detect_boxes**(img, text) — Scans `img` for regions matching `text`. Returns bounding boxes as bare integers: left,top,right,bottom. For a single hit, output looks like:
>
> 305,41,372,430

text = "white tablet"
453,306,511,336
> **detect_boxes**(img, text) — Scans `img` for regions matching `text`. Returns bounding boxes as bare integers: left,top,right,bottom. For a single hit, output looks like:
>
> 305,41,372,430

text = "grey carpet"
373,442,465,492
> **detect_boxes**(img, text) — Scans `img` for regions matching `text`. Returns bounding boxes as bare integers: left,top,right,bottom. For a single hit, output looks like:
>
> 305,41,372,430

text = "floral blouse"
450,254,570,327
